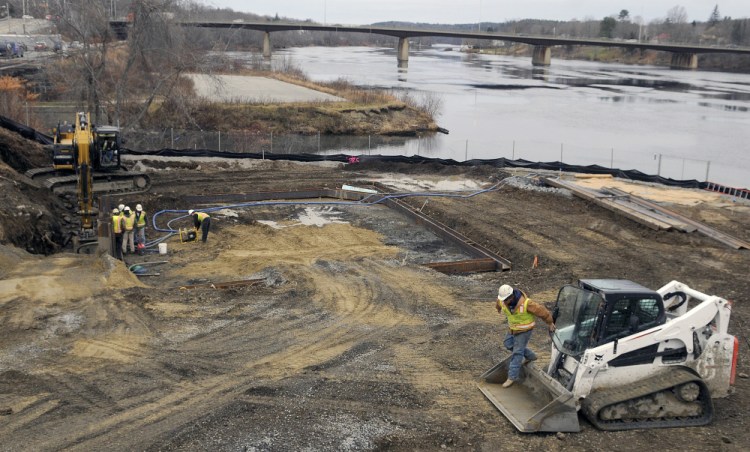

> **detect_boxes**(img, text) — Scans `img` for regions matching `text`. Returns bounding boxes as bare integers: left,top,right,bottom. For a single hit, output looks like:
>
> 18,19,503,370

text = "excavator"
478,279,738,432
26,112,151,252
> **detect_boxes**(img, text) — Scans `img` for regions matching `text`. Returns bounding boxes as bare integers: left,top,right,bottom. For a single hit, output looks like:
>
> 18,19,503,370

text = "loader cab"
552,279,666,358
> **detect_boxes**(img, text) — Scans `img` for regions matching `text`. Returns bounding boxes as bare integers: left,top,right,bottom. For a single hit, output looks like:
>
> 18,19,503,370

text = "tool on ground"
478,279,737,433
179,228,198,242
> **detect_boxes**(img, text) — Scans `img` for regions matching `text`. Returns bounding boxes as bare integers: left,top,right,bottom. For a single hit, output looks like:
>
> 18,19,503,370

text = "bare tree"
666,5,688,24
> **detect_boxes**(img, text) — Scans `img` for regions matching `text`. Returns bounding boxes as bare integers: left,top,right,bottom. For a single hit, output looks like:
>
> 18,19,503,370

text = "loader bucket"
478,357,580,433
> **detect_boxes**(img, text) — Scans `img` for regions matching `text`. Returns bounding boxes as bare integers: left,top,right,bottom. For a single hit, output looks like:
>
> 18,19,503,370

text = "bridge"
111,20,750,69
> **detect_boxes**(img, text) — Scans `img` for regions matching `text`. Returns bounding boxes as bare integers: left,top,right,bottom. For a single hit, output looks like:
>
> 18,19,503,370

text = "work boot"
502,379,515,388
523,356,538,365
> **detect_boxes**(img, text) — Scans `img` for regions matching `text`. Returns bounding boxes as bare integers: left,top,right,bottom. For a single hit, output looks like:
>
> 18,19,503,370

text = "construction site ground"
1,147,749,451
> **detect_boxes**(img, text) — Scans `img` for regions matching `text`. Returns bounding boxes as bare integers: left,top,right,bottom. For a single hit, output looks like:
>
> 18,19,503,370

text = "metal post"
657,154,662,176
610,148,614,168
368,135,371,152
317,131,320,152
705,161,711,182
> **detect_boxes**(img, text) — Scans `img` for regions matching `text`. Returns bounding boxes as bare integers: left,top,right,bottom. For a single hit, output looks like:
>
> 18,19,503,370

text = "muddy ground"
0,145,749,451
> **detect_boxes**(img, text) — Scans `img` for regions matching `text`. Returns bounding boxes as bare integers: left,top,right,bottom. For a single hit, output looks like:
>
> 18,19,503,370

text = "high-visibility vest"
196,212,210,223
112,215,122,234
135,211,146,227
500,295,536,332
122,213,136,231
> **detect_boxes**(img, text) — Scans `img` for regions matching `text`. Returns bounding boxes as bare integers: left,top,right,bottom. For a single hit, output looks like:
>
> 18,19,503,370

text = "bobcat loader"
478,279,738,432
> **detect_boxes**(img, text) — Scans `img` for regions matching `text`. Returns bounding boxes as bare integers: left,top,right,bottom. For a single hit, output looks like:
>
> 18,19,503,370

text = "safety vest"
122,214,136,231
135,211,146,227
500,295,536,333
196,212,210,223
112,215,122,234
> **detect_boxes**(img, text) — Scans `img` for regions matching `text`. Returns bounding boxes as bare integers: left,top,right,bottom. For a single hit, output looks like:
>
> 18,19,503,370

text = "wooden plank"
605,187,750,250
544,178,672,230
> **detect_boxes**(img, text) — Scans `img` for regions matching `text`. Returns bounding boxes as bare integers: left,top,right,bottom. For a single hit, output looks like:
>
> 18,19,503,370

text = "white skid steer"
478,279,738,432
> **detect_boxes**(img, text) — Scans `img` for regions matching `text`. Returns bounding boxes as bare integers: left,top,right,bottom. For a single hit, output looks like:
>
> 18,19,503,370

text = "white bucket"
158,243,168,255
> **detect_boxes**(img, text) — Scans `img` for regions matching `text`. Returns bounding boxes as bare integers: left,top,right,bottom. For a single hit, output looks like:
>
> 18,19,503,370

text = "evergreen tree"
709,5,720,26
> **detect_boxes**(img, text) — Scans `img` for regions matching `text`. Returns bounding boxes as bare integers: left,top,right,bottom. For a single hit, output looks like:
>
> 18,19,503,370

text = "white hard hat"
118,204,125,211
188,209,194,215
498,284,514,301
124,206,131,212
136,204,143,212
112,208,119,214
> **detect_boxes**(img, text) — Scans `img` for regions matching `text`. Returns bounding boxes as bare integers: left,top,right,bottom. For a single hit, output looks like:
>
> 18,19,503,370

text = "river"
258,46,750,188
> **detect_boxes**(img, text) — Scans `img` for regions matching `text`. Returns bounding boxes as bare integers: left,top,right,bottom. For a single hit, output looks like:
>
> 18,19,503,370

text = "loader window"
552,285,603,357
602,296,663,342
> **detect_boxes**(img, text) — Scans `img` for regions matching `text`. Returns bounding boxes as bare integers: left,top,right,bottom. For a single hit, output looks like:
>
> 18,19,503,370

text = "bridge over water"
111,20,750,70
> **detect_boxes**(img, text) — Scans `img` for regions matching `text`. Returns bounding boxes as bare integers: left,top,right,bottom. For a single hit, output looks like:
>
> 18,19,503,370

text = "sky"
203,1,749,25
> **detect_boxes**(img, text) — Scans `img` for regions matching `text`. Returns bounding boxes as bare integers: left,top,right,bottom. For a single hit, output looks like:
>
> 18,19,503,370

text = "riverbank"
143,72,440,136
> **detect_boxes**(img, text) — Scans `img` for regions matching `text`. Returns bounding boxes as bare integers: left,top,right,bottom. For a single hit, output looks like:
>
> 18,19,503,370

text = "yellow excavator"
26,112,151,252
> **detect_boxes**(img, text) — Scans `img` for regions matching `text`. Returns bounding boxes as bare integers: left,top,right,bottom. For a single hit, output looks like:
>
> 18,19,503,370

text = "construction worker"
111,207,123,260
496,284,556,388
134,204,147,247
120,206,136,255
188,209,211,243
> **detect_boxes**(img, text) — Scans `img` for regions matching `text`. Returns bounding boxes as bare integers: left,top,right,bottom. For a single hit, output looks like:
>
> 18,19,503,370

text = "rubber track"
581,367,713,430
42,171,152,196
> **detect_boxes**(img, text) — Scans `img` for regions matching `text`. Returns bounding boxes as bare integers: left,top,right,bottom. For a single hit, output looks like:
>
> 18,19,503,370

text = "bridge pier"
397,37,409,63
531,45,551,66
670,52,698,69
263,32,271,58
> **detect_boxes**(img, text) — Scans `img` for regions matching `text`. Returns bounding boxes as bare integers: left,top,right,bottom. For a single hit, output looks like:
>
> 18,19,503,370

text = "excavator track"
581,366,713,431
25,169,151,196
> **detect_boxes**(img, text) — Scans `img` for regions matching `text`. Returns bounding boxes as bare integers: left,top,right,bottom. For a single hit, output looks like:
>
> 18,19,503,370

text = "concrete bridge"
112,20,750,69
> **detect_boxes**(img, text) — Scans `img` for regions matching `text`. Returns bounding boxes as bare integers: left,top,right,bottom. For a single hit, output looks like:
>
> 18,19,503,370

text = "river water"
267,46,749,188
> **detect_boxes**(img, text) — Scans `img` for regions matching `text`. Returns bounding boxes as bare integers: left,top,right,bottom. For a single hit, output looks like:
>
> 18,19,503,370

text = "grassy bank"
139,69,441,136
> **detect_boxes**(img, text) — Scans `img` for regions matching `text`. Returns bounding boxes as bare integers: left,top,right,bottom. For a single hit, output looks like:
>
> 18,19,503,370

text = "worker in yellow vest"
111,207,123,260
188,209,211,243
496,284,556,388
134,204,147,248
120,206,136,255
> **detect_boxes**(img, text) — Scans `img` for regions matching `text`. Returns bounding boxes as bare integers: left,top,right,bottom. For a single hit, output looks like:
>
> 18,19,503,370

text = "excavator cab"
93,125,122,170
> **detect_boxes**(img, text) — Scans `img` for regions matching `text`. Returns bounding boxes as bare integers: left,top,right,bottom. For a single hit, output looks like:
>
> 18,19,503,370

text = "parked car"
34,42,47,51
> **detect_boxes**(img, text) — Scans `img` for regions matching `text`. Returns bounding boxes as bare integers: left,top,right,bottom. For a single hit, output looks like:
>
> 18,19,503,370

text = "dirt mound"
0,130,69,254
0,127,49,173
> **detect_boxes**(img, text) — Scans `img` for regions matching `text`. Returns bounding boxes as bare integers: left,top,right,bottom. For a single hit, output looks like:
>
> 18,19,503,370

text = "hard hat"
498,284,514,301
118,204,125,211
188,209,194,215
124,206,131,212
112,208,119,214
136,204,143,212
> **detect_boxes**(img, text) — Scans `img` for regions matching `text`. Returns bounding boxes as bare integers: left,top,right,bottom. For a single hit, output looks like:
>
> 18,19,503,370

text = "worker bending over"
496,284,555,388
189,209,211,243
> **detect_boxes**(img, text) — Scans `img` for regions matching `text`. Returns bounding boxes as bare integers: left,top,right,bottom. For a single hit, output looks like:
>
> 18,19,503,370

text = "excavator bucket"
478,357,580,433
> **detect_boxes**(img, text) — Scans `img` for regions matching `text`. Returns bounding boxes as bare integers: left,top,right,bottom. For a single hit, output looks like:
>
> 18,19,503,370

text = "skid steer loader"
478,279,738,432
